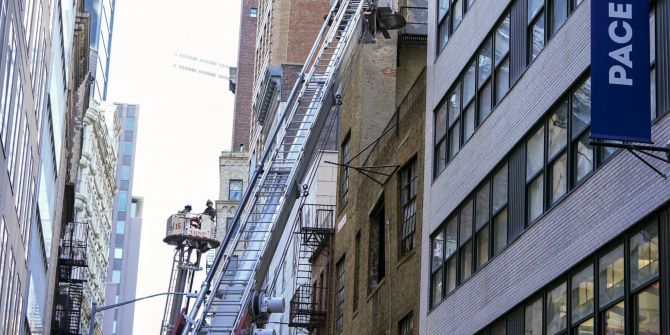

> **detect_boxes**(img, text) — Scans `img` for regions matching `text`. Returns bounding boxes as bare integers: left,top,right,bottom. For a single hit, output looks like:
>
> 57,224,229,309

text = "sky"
105,0,241,333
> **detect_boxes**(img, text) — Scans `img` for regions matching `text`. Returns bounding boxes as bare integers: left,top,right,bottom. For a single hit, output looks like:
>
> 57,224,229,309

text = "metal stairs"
180,0,365,334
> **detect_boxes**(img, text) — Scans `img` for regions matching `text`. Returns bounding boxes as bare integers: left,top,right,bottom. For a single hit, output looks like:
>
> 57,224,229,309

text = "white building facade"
74,100,118,334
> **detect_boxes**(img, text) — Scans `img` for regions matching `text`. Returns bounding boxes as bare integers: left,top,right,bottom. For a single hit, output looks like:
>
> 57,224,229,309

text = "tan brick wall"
330,38,426,335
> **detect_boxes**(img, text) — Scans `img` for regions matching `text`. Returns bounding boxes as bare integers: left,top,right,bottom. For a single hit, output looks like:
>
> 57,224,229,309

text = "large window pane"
435,140,447,174
525,297,543,335
528,0,543,20
575,135,593,183
576,318,594,335
530,14,545,61
546,282,567,335
492,164,508,212
527,127,544,179
446,257,457,293
571,265,594,322
439,19,449,51
548,101,568,159
463,61,476,104
478,81,492,121
479,39,493,85
630,222,659,289
438,0,449,21
460,240,473,280
446,218,458,257
550,153,567,204
528,175,544,222
448,86,461,126
435,104,447,141
571,79,591,138
604,301,625,335
599,245,624,307
551,0,568,36
635,282,660,335
495,58,509,103
493,209,507,254
431,231,444,272
460,200,473,244
650,68,656,119
463,103,475,141
476,225,489,267
431,268,443,305
650,7,656,51
495,16,510,64
452,0,463,29
449,123,460,160
475,182,490,229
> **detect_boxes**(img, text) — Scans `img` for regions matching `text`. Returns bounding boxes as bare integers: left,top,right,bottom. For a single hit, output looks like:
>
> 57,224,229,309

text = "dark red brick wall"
287,0,331,64
232,0,258,151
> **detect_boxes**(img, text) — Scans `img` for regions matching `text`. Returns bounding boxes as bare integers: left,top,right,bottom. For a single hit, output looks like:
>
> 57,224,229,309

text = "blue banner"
591,0,651,142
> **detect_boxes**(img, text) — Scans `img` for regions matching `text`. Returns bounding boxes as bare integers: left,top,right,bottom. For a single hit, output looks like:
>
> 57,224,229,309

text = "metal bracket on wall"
590,140,670,179
324,161,399,186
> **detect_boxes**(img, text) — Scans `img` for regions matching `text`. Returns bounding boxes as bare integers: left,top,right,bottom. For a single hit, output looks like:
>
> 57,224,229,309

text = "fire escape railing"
53,221,89,335
399,0,428,45
289,204,335,331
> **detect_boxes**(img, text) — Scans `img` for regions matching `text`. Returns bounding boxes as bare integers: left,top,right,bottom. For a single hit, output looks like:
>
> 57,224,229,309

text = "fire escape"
53,221,89,335
399,0,428,46
289,204,335,333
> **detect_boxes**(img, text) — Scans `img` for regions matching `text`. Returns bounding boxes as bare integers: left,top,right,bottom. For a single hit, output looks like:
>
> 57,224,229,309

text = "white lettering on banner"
607,2,634,86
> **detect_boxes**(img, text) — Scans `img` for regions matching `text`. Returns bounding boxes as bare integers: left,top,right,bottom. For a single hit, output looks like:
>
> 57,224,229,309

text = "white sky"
105,1,241,333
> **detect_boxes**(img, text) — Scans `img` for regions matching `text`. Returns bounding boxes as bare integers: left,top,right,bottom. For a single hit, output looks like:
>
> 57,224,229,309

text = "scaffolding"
52,221,89,335
289,204,334,332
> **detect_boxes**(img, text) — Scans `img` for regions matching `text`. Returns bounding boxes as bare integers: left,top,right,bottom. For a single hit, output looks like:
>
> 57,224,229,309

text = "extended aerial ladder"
180,0,366,333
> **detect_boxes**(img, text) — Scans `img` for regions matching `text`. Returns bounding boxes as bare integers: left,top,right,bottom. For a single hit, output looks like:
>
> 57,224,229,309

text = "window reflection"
571,265,594,322
635,283,660,335
630,222,659,289
603,301,625,335
546,282,567,334
599,245,624,307
525,297,542,335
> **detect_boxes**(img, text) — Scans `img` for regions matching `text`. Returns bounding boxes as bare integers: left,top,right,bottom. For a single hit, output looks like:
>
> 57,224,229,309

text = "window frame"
339,133,351,208
399,158,418,256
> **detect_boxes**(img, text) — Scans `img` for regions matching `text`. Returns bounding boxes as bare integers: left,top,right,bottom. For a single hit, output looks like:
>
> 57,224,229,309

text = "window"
525,77,598,225
430,162,508,305
112,270,121,283
491,164,508,254
400,159,417,255
118,191,128,211
123,142,132,155
599,245,624,307
433,13,511,177
478,211,664,335
436,0,478,53
525,297,542,334
229,180,242,201
528,0,545,62
571,264,594,323
369,200,385,291
353,233,360,311
340,135,350,207
249,7,257,17
114,247,123,259
116,220,125,234
120,166,130,180
528,0,578,62
630,221,659,289
398,312,413,335
335,256,345,332
546,281,567,334
649,6,658,119
125,117,134,131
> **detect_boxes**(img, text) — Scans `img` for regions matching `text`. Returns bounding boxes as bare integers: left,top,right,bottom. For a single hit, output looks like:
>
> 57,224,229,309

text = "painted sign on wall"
591,0,651,142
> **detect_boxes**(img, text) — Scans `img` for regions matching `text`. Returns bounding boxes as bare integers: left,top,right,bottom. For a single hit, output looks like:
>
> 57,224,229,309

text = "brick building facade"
330,28,426,334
